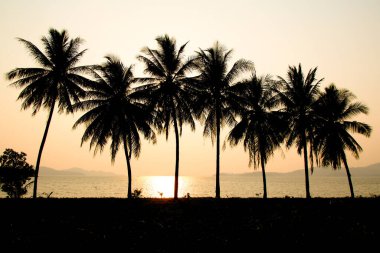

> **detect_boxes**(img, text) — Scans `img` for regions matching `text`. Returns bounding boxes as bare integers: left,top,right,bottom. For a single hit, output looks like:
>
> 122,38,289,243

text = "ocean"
2,173,380,198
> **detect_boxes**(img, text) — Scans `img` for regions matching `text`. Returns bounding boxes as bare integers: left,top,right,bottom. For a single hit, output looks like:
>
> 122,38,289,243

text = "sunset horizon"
1,0,379,179
1,1,380,249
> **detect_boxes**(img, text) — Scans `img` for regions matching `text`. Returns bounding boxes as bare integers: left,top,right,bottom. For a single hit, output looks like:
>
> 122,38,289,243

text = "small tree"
131,188,143,198
0,149,34,198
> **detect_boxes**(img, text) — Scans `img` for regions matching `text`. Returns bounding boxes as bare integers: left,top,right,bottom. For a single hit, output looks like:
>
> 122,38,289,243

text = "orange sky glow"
0,0,379,176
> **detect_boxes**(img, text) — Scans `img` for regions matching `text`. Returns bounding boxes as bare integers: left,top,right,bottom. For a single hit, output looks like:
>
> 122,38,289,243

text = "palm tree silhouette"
313,84,371,198
275,64,323,198
73,56,156,198
195,42,254,198
136,34,198,199
227,74,286,198
6,29,94,198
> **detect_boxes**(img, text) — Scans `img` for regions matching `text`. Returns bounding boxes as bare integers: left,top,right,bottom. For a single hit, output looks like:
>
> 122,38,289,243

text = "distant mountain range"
221,163,380,177
39,163,380,177
39,167,120,177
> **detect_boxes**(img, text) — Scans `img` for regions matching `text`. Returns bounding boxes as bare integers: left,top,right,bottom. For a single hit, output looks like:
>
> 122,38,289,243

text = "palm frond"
227,119,248,146
176,41,189,63
137,55,165,78
67,49,87,68
343,121,372,137
224,59,254,85
7,69,47,88
7,68,47,82
17,38,52,68
341,102,369,119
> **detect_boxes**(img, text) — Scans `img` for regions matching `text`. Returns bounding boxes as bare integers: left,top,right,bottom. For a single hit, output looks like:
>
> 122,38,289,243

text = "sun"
143,176,188,198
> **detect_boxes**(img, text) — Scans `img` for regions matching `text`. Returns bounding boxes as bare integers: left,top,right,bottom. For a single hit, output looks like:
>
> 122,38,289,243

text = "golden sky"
0,0,379,176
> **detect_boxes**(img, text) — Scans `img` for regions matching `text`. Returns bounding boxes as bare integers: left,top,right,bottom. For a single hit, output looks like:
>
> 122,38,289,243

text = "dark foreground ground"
0,198,379,251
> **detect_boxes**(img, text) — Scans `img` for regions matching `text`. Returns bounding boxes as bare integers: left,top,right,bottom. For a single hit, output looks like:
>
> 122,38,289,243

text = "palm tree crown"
7,29,92,114
73,56,156,198
6,28,93,198
195,42,254,198
228,74,286,198
276,64,323,198
313,84,371,197
136,34,198,198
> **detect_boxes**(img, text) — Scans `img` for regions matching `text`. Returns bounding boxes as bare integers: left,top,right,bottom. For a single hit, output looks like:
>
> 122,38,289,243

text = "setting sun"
141,176,188,198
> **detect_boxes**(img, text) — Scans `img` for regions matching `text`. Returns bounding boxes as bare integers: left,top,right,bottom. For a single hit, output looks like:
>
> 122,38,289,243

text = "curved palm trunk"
173,111,180,200
33,103,55,199
342,154,355,198
123,137,132,199
302,131,311,199
260,157,267,199
216,111,221,199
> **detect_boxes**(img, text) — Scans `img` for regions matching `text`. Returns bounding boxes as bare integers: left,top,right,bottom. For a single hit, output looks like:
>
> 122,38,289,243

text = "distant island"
39,167,121,177
39,163,380,178
220,163,380,177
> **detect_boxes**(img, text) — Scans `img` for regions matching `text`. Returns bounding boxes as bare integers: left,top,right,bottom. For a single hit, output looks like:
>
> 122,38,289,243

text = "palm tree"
275,64,323,198
227,74,286,198
195,42,254,198
136,34,197,199
6,29,94,198
313,84,371,198
73,56,156,198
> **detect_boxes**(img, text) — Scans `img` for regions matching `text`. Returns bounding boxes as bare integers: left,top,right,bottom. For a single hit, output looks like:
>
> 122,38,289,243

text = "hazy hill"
39,167,120,177
38,163,380,177
221,163,380,177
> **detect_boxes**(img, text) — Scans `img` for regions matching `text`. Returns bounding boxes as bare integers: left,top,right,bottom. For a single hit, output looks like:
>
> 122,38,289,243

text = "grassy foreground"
1,198,379,251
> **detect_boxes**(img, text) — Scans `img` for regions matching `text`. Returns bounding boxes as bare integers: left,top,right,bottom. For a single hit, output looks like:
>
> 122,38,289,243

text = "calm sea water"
2,174,379,198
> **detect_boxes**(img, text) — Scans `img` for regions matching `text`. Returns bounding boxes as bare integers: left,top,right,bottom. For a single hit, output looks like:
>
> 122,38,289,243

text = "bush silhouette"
0,149,34,198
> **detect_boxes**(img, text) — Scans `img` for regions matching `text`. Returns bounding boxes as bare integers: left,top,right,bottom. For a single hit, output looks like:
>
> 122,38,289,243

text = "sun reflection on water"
141,176,189,198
